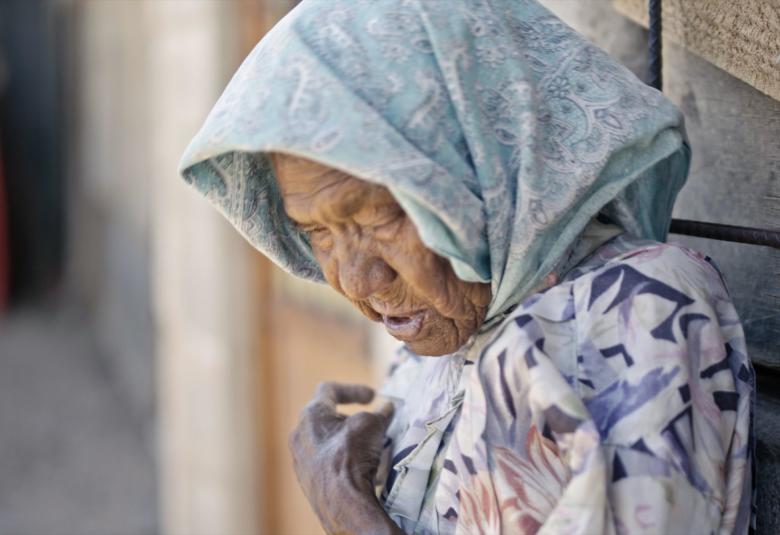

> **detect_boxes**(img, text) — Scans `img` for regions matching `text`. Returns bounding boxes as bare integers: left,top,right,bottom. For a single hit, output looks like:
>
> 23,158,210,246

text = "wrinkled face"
271,153,491,356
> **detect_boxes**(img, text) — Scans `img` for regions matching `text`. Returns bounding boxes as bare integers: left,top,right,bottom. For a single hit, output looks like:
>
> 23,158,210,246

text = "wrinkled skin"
272,153,491,534
288,382,402,535
271,153,491,357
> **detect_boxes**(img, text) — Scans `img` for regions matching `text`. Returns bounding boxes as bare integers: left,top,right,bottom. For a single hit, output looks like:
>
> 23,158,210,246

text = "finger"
375,401,394,425
313,381,375,408
346,402,395,434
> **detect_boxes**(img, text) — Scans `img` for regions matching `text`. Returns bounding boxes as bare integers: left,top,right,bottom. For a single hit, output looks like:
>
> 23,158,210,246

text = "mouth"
381,310,427,340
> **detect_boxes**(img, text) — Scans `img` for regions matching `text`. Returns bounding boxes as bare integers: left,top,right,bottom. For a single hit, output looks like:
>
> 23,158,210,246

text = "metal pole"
669,219,780,250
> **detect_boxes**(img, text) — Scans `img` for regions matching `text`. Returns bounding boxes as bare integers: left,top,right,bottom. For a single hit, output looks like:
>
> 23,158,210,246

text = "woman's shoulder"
483,235,730,344
478,233,751,434
478,234,748,403
569,236,739,342
567,234,728,292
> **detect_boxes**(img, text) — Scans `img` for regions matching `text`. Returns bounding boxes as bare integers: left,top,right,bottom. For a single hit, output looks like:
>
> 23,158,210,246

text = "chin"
399,313,483,356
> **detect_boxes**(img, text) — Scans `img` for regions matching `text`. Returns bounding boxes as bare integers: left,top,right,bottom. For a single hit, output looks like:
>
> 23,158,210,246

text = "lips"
381,310,426,340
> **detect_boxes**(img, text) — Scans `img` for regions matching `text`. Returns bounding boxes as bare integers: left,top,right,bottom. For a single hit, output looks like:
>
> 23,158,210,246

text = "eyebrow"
329,183,370,219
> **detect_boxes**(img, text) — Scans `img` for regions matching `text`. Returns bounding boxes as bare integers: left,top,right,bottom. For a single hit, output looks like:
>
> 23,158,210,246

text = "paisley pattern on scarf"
379,235,754,534
179,0,690,321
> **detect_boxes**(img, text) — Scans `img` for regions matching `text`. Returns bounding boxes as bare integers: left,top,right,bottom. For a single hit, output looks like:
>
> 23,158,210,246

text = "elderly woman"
179,0,754,533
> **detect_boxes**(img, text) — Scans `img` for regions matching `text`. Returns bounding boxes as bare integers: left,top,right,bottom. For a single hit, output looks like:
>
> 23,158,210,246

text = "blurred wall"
64,1,261,534
144,3,261,535
0,1,161,533
68,0,156,452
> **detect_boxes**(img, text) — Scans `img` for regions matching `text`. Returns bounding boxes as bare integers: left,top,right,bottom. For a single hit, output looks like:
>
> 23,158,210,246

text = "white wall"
145,3,260,535
68,1,261,533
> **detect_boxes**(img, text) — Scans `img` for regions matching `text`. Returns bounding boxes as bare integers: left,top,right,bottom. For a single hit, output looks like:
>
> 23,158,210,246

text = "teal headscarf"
179,0,690,322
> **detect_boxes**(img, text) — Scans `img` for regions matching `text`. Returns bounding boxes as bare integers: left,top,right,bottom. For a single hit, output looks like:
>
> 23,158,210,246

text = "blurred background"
0,1,777,534
0,1,398,533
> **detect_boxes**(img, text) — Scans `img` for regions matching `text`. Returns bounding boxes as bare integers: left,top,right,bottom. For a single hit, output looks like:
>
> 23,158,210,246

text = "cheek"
383,223,488,319
381,227,452,303
310,246,341,290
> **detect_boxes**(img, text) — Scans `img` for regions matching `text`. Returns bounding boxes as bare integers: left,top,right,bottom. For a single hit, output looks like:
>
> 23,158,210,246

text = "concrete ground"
0,303,157,535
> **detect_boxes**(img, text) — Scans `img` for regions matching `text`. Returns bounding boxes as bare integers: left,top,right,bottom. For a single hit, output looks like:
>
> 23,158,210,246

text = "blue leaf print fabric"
378,235,754,534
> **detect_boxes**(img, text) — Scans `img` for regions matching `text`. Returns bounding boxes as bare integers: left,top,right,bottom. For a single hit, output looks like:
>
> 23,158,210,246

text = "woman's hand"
289,382,402,535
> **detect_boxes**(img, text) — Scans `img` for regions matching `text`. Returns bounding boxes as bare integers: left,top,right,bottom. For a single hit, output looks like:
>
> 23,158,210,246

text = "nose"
337,250,396,300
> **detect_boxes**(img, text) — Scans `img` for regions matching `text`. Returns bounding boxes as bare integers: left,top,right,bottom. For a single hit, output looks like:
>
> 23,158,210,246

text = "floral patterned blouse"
378,235,754,534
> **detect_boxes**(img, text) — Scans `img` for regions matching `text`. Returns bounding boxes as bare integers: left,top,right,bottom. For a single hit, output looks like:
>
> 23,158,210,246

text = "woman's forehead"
270,153,340,193
270,152,395,221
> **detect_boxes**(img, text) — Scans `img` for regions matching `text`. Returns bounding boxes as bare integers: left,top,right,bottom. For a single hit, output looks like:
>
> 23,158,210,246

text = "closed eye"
298,223,326,234
302,225,333,250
